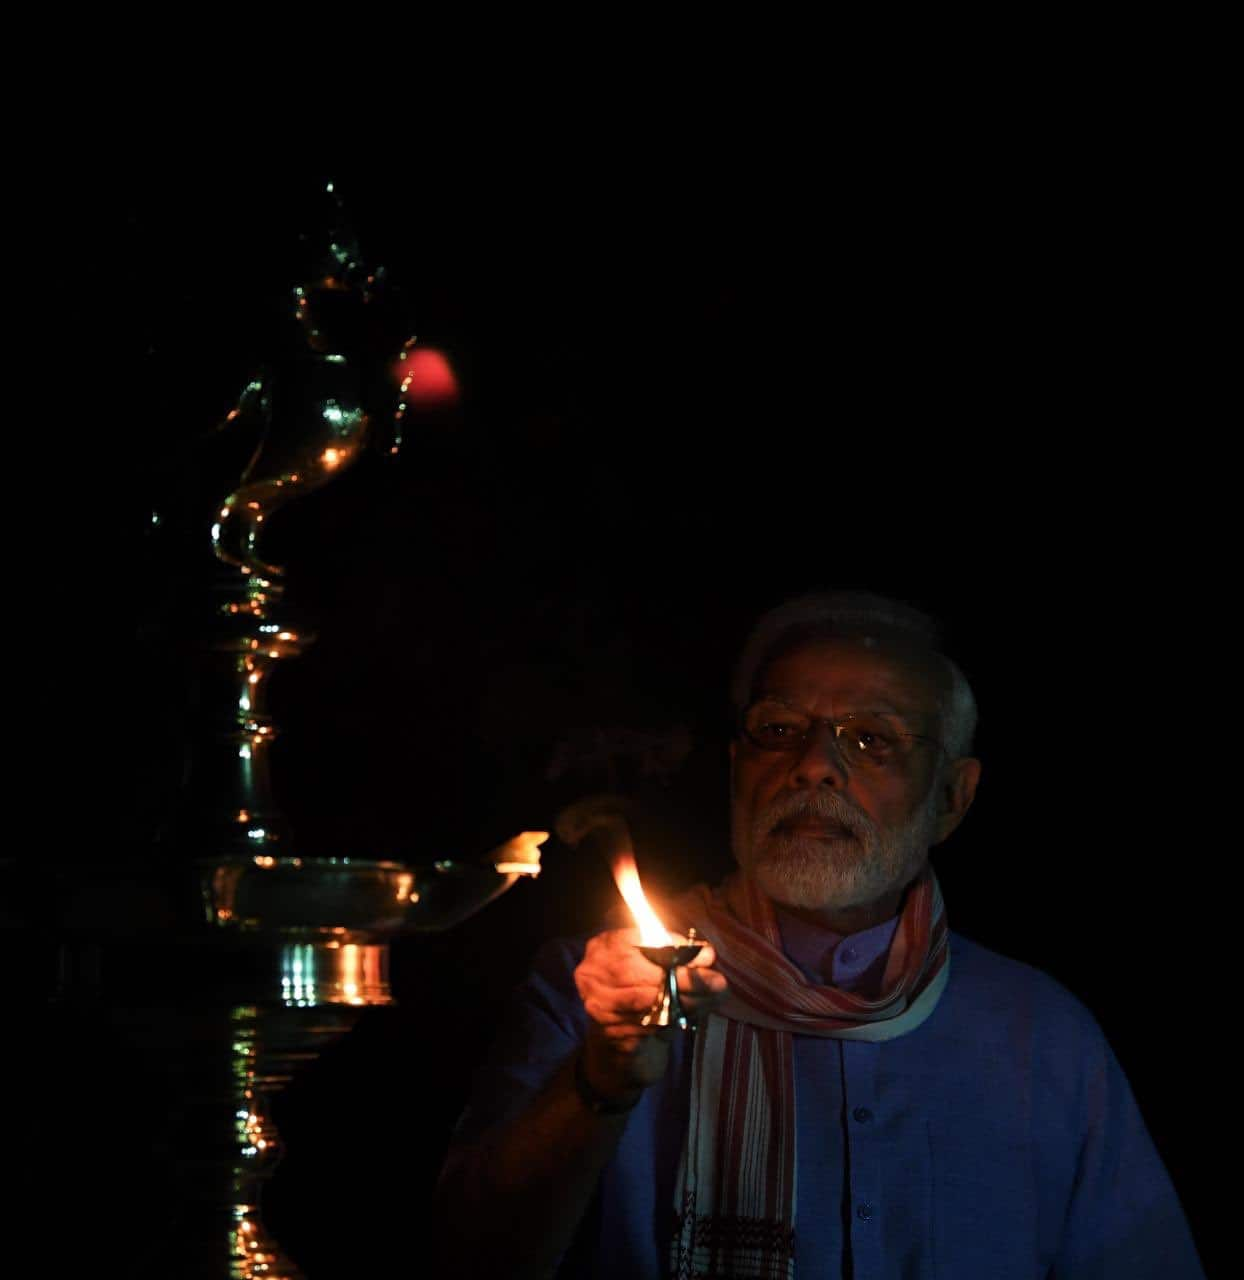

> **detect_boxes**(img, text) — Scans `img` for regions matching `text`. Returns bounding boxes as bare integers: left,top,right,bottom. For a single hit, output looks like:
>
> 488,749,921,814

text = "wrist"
572,1049,642,1115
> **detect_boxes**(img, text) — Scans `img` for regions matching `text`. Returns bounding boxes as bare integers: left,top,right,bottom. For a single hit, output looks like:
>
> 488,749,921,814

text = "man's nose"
790,722,849,788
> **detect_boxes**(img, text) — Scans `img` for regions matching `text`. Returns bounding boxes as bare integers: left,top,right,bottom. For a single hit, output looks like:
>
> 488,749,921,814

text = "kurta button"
853,1107,873,1124
856,1202,874,1221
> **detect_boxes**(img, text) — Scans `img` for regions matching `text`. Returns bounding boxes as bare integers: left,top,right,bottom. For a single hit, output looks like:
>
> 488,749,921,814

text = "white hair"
730,591,978,757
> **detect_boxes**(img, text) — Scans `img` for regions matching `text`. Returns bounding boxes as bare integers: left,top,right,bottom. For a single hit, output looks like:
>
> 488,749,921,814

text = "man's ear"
932,756,981,846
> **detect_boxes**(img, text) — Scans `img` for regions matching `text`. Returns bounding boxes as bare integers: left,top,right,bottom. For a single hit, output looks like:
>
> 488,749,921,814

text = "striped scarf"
665,868,950,1280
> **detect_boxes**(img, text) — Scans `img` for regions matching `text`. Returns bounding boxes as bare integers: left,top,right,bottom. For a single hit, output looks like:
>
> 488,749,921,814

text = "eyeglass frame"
736,696,948,769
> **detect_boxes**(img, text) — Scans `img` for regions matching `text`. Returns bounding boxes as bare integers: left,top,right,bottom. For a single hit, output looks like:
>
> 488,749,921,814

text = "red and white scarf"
665,868,950,1280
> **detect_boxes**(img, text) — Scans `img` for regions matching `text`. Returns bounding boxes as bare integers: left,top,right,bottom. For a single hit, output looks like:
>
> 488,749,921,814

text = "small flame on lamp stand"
492,830,548,876
610,851,703,1031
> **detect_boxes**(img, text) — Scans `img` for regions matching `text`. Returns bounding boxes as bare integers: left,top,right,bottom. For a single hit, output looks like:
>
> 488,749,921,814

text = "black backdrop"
122,163,1218,1275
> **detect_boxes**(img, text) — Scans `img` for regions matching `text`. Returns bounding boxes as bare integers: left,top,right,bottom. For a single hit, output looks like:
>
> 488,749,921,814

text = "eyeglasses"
739,698,944,770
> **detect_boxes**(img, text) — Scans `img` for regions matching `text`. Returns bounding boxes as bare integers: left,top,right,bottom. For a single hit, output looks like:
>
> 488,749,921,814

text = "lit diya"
612,850,703,1031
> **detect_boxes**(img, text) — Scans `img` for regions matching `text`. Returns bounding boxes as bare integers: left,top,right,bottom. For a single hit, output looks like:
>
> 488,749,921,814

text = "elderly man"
433,592,1203,1279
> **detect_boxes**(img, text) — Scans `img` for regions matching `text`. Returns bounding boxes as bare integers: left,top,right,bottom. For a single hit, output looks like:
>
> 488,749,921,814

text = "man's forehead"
758,637,947,713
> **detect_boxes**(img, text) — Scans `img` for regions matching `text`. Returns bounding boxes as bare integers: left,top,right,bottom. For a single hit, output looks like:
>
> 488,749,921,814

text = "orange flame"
493,830,548,875
611,851,672,947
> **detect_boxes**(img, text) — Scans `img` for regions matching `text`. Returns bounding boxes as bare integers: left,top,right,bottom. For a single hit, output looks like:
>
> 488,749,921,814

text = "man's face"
730,638,951,918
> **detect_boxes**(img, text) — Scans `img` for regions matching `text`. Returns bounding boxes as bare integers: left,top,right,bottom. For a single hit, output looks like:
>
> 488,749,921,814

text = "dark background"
121,162,1218,1274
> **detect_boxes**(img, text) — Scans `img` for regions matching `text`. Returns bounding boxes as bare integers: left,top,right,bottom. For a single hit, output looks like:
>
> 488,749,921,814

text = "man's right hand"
573,927,728,1106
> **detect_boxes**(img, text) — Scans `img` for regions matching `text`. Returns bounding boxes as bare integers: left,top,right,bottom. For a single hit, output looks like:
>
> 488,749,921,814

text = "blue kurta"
446,929,1204,1278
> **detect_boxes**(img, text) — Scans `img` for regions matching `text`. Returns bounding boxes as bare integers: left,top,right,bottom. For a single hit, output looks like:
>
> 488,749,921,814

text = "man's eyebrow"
753,691,928,722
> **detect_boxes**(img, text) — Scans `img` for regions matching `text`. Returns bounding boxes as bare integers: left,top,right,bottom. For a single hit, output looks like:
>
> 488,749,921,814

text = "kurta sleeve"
441,936,590,1146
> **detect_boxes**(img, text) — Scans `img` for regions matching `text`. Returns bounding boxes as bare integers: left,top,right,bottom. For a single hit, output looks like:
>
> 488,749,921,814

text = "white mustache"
760,791,874,841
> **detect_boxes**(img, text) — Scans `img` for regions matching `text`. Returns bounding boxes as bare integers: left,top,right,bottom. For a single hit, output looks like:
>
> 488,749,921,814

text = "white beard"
731,782,940,912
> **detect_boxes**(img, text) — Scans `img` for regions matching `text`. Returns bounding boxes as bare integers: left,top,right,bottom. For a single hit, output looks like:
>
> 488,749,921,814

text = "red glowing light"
392,348,460,408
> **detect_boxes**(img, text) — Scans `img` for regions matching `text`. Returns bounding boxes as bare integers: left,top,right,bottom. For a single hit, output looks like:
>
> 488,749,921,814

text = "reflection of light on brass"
253,855,275,867
276,631,294,640
282,943,318,1007
247,501,260,510
217,908,233,921
611,851,672,947
248,673,260,685
341,943,364,1005
395,872,414,902
322,447,342,468
495,862,541,874
237,809,250,821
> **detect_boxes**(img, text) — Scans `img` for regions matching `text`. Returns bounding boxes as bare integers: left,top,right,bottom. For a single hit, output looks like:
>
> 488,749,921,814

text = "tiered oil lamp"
38,181,542,1279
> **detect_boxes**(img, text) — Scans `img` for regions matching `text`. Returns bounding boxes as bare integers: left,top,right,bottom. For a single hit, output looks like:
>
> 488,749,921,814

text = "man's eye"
848,725,897,757
756,721,799,741
744,706,808,747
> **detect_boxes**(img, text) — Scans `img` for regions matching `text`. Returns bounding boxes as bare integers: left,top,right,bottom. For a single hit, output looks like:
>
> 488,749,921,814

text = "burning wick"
492,830,548,876
611,851,704,1031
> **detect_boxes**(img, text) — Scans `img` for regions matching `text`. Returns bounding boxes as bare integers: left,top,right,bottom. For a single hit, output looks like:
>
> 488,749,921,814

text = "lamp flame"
611,851,672,947
492,830,548,875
